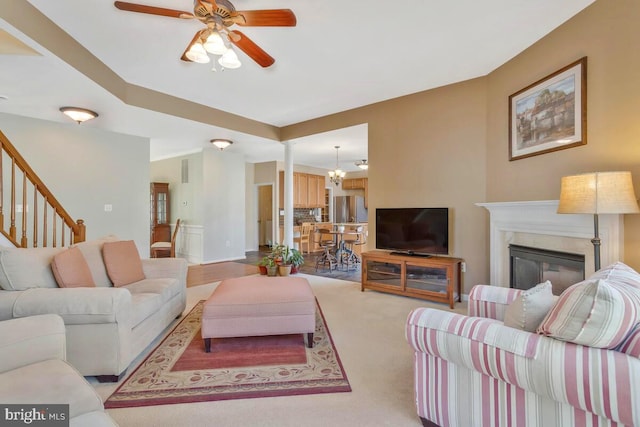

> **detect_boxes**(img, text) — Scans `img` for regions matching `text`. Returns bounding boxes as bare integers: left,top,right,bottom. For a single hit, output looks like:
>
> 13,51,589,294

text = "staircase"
0,130,85,248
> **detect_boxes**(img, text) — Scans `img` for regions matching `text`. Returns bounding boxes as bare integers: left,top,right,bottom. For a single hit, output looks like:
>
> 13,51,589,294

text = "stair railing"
0,130,85,248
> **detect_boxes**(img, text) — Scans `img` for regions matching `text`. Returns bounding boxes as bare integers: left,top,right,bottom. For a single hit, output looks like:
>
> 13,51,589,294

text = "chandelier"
328,146,346,186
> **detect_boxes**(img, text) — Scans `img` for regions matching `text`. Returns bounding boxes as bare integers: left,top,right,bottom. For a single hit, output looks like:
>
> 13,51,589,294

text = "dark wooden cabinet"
150,182,170,245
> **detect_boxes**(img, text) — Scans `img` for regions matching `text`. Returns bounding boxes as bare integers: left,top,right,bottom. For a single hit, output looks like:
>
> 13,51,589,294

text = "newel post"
74,219,86,243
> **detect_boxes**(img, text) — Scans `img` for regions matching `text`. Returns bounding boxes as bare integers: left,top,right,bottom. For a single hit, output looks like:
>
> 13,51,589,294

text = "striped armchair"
406,285,640,427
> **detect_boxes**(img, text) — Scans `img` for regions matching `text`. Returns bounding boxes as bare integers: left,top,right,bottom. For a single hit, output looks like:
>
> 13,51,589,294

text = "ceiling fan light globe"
186,42,210,63
204,32,227,55
218,48,241,69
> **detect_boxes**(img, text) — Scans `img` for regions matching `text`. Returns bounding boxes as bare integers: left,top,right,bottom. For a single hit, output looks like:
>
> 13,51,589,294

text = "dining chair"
293,222,313,254
151,218,181,258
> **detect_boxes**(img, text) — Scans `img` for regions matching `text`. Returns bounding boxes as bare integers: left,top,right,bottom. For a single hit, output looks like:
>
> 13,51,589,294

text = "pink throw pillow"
51,247,96,288
102,240,145,287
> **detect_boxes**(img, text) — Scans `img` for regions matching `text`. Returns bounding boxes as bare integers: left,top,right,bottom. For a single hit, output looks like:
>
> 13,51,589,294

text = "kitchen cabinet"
342,178,367,190
279,171,325,209
296,173,308,207
309,174,325,208
364,178,368,208
150,182,170,245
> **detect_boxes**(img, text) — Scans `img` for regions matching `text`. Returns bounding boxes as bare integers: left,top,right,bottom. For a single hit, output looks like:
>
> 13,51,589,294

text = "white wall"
0,113,150,255
151,148,246,264
202,147,246,263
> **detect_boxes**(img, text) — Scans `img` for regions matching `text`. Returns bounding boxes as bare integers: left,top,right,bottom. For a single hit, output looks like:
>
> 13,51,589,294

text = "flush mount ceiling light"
210,139,233,151
328,146,346,186
59,107,99,124
355,159,369,170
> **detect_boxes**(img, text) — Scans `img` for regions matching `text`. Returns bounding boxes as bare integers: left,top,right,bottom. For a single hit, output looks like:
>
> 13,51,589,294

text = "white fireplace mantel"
476,200,624,286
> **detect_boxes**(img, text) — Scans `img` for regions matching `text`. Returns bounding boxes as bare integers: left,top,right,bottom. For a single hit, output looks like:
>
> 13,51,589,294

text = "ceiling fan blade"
232,9,296,26
180,30,207,62
114,1,194,19
229,30,275,68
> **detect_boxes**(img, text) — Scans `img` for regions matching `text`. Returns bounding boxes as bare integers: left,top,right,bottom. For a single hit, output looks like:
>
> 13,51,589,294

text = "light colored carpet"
94,274,467,426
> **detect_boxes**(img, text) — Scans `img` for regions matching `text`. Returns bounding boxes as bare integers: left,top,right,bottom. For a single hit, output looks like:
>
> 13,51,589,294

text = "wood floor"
186,262,258,287
186,248,362,287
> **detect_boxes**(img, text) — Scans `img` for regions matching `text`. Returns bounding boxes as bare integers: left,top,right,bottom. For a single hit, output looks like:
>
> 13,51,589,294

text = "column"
283,140,294,247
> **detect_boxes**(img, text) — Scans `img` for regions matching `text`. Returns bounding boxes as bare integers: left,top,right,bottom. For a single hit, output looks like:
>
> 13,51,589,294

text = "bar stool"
315,228,338,272
342,226,364,270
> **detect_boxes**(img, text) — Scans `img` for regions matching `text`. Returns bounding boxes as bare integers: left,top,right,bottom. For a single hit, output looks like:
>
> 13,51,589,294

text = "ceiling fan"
114,0,296,68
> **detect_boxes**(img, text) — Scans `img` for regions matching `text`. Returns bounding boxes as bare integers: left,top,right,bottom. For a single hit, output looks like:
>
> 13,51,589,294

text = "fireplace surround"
477,200,624,288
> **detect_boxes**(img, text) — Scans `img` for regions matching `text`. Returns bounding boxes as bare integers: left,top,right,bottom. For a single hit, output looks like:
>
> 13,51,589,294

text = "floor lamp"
557,171,640,271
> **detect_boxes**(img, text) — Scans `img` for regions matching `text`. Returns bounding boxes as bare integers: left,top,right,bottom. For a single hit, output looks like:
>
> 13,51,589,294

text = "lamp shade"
558,171,640,214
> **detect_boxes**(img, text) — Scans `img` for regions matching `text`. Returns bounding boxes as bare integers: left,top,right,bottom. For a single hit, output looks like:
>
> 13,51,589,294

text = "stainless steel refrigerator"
334,195,368,223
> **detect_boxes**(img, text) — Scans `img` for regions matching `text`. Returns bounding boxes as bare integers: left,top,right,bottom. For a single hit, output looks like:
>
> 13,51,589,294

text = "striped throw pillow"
616,323,640,358
537,277,640,348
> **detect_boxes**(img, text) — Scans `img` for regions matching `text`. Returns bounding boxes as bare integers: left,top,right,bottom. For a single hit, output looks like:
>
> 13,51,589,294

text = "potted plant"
288,248,305,274
257,256,271,275
265,257,278,277
277,245,292,276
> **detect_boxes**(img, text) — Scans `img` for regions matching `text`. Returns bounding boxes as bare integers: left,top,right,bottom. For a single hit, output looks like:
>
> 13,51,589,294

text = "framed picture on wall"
509,57,587,161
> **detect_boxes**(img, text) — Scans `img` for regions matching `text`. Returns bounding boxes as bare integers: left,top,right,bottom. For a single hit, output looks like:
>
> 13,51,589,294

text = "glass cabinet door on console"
406,263,453,298
150,182,170,245
364,259,403,289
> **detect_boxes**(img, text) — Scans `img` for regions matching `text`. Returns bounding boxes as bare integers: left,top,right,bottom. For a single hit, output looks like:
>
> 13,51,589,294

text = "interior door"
258,185,273,246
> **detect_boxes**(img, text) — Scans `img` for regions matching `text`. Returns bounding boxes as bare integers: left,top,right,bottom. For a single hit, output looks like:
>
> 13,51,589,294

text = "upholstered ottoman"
201,276,316,352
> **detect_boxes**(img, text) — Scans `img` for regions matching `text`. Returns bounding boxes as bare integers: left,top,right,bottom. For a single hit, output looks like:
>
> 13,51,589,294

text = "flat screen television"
375,208,449,256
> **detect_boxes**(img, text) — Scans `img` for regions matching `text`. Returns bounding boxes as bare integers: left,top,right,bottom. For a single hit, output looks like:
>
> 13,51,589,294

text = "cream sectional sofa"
0,237,187,381
0,314,118,426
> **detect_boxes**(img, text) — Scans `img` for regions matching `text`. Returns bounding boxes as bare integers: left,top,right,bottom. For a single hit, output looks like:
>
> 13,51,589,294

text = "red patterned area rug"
104,300,351,408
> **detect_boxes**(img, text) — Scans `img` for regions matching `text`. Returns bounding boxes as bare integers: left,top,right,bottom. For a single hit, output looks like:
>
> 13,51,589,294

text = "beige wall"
283,78,489,292
281,0,640,289
485,0,640,270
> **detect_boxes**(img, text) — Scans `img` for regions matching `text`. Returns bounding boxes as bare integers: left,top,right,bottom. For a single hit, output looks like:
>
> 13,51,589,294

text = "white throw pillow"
504,281,557,332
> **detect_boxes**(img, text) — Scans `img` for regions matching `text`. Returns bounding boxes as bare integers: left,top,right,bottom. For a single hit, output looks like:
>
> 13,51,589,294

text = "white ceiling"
0,0,594,170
